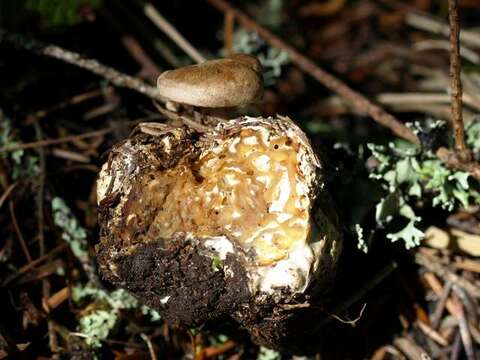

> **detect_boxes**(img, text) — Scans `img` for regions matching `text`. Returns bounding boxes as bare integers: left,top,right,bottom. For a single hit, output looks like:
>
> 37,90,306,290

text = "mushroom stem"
152,101,213,133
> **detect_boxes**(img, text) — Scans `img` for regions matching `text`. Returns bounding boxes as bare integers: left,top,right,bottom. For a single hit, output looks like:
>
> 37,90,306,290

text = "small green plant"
52,197,160,348
25,0,103,26
230,29,289,86
257,346,280,360
211,256,224,272
0,113,39,180
466,117,480,151
364,119,480,250
208,333,230,346
52,197,96,279
72,285,160,347
253,0,286,29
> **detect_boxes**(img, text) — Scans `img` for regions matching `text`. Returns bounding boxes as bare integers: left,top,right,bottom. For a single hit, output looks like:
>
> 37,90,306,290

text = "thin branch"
2,244,68,287
451,294,476,360
33,120,58,352
377,92,480,112
0,183,16,209
31,88,111,120
0,29,165,102
144,3,206,64
0,128,111,153
224,10,235,56
448,0,468,154
416,252,480,298
206,0,418,144
413,40,480,64
140,333,158,360
317,261,397,328
200,340,236,358
405,12,480,49
121,35,163,80
9,201,33,263
152,101,212,133
436,147,480,180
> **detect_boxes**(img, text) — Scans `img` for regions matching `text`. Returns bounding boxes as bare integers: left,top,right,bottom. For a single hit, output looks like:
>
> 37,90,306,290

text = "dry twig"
451,295,476,360
198,340,236,359
9,201,32,264
448,0,468,155
140,333,158,360
1,244,68,287
223,11,235,56
33,120,58,351
0,183,16,209
416,252,480,298
121,35,162,80
423,272,476,360
430,280,453,329
0,128,111,153
299,0,346,17
416,321,448,347
144,3,206,64
405,12,480,49
0,29,165,102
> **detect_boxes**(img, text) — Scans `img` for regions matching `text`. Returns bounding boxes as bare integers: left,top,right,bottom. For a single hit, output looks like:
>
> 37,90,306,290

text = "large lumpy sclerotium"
96,116,342,297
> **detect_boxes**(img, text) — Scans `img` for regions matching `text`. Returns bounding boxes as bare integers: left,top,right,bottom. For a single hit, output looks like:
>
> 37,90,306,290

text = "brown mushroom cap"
156,54,263,108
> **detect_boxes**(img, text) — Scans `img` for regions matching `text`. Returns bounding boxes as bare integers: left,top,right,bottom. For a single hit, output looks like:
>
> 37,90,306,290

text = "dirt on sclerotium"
97,236,251,326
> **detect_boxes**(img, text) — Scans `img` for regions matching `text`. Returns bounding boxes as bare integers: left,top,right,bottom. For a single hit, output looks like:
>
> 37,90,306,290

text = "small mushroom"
156,54,263,108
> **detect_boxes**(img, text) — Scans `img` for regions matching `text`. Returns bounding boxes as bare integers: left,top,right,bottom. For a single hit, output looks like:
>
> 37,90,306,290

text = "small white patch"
224,266,235,278
256,175,271,187
161,137,172,153
243,136,258,145
257,241,315,293
224,173,240,186
260,232,274,244
108,262,119,277
204,236,234,260
204,157,219,168
160,295,171,305
252,154,270,172
276,213,292,223
269,171,290,212
228,137,241,153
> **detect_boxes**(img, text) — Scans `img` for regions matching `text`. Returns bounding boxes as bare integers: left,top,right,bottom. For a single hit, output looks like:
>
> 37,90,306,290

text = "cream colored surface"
97,116,341,297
